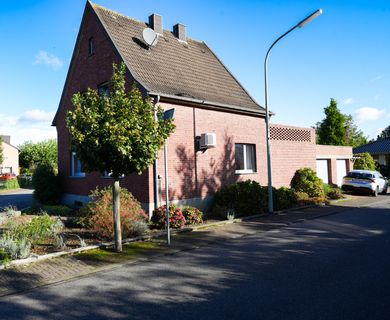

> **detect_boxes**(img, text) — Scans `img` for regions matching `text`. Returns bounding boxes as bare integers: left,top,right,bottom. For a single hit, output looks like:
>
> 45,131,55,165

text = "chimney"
149,14,163,35
173,23,186,42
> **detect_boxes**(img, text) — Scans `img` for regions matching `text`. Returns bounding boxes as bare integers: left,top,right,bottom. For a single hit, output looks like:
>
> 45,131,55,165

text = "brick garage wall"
270,124,317,187
150,102,267,206
316,145,353,185
55,5,151,204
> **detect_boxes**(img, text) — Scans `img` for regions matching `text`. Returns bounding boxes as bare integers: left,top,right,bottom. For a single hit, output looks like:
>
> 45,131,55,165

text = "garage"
316,159,329,184
336,159,347,187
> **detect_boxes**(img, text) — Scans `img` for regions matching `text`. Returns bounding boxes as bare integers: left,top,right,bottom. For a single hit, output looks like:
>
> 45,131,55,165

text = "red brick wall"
270,124,317,187
152,102,267,202
55,4,151,203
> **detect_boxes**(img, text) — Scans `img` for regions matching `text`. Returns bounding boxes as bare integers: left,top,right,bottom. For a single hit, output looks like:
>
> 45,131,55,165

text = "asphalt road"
0,189,34,210
1,198,390,319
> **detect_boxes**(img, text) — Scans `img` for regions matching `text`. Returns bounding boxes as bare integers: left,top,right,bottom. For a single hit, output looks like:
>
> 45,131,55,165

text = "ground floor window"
235,143,256,174
71,152,85,177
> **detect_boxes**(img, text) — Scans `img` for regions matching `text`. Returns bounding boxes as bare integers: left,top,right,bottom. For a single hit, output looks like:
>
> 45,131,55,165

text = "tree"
316,98,346,145
353,152,377,170
66,63,175,252
377,125,390,140
344,115,368,147
0,136,3,166
18,139,58,173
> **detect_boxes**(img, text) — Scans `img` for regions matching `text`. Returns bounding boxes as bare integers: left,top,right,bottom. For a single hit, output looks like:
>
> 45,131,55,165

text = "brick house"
53,1,352,212
0,135,19,175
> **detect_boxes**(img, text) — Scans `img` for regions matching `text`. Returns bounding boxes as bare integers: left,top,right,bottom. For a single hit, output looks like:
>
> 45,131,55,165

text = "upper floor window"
88,37,95,56
235,143,256,174
98,82,109,98
71,152,85,177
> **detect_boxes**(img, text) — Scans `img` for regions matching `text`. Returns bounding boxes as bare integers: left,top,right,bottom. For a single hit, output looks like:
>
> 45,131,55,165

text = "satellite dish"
142,28,158,47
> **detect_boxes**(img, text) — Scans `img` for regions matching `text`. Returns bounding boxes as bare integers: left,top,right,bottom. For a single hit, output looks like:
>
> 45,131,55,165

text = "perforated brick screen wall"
270,126,312,142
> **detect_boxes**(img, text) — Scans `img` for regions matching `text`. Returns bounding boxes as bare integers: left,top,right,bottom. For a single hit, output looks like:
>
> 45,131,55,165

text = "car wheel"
373,187,379,197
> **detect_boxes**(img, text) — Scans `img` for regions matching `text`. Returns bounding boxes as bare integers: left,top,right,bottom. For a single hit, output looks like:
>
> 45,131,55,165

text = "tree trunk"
113,178,122,252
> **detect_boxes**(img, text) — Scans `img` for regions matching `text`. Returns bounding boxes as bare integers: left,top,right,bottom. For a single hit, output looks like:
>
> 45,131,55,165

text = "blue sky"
1,0,389,146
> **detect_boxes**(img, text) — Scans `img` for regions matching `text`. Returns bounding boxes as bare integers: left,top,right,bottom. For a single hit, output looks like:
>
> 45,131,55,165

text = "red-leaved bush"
151,205,186,229
80,187,148,239
182,206,203,225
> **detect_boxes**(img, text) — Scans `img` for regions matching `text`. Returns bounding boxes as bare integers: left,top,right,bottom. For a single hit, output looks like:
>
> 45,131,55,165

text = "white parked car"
341,170,388,196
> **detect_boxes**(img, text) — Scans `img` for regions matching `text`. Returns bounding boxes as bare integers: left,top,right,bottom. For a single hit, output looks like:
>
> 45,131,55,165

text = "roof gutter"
149,92,270,117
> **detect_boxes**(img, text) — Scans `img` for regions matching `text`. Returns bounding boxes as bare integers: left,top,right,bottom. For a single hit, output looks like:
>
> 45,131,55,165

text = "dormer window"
88,37,95,56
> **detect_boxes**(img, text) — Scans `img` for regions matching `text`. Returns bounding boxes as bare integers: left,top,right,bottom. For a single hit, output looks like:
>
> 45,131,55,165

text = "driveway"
1,196,390,319
0,189,34,210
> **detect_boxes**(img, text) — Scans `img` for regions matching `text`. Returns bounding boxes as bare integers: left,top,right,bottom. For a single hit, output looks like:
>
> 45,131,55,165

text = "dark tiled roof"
353,138,390,154
91,3,265,115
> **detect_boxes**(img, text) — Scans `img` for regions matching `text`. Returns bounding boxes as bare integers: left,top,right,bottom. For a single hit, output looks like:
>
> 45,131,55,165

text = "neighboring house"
353,139,390,175
53,1,352,212
0,135,19,175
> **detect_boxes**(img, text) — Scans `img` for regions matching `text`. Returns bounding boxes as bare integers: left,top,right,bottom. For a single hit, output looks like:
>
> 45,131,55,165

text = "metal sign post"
163,108,175,246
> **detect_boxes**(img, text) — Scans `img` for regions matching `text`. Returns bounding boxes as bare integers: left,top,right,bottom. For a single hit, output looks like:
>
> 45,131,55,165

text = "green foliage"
79,188,149,239
353,152,377,170
344,115,368,147
1,178,20,190
18,139,57,172
323,183,344,200
0,136,3,165
32,164,62,205
6,213,64,244
17,175,33,188
151,205,186,229
376,125,390,140
0,234,31,261
291,168,325,199
66,63,175,178
273,187,295,211
213,180,268,217
316,98,347,146
182,206,203,225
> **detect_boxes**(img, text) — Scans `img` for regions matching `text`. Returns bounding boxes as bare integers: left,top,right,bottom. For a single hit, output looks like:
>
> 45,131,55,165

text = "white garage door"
316,160,329,184
336,160,347,187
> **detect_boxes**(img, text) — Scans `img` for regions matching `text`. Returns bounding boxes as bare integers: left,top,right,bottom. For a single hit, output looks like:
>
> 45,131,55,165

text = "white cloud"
34,51,63,70
0,110,56,146
342,98,354,106
355,107,386,123
18,109,55,123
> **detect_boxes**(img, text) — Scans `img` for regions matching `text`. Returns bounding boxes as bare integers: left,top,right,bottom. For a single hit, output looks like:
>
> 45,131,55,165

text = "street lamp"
264,9,322,214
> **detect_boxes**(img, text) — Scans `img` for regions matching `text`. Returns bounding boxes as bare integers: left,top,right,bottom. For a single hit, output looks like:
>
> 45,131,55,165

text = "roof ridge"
90,1,203,44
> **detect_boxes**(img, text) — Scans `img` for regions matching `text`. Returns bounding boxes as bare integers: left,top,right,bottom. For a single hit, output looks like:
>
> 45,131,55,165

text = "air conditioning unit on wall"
200,133,217,149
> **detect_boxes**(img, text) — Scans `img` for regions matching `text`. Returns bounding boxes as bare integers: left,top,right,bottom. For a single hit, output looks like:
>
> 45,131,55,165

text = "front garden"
0,167,344,266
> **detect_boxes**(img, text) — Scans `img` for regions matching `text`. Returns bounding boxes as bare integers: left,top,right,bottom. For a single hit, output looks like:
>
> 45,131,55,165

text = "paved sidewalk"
0,195,383,297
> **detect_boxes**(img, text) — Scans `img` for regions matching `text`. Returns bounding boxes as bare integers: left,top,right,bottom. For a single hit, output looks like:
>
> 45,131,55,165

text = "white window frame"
235,143,257,174
71,152,85,178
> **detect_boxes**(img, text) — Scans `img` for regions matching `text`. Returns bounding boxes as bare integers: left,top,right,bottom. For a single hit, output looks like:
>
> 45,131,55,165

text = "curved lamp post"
264,9,322,214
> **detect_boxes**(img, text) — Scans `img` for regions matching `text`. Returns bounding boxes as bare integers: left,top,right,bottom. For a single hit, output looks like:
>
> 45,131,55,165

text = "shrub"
323,184,344,200
32,164,62,205
152,205,186,229
0,234,31,260
291,168,325,199
17,175,33,189
80,188,148,239
182,206,203,225
42,205,73,216
1,178,20,190
273,187,296,211
6,213,64,245
213,180,268,217
353,152,377,170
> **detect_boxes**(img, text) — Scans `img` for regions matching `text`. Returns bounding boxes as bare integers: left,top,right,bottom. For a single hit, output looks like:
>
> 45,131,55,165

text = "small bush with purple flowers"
182,206,203,225
151,205,186,229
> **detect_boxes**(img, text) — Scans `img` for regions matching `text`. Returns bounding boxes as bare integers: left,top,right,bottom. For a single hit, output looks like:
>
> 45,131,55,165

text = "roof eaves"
149,91,267,116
